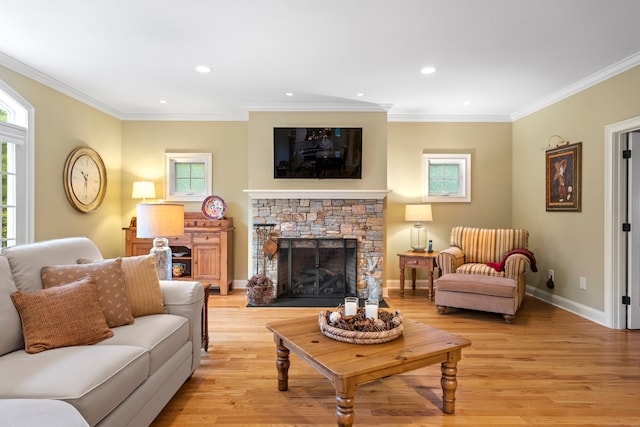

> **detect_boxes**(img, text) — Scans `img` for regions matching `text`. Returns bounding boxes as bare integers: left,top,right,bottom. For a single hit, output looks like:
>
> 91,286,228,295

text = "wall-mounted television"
274,127,362,179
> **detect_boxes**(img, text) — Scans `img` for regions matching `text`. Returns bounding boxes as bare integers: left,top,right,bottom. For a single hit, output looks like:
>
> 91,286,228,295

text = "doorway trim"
605,115,640,329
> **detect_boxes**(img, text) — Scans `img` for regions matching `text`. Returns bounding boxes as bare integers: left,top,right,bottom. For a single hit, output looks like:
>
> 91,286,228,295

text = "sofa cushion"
436,273,516,298
0,345,149,426
10,277,114,354
0,399,89,427
121,255,165,317
2,237,104,293
99,314,189,375
41,258,134,327
0,256,23,356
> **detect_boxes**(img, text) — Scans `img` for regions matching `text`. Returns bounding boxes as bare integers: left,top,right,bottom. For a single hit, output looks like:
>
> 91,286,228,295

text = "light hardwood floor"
151,289,640,426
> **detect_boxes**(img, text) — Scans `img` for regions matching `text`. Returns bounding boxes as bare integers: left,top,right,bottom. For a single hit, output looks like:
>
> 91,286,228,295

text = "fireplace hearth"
277,238,357,298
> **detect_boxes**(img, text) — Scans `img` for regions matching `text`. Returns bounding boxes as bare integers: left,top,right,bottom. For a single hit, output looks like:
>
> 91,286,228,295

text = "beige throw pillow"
120,254,165,317
11,277,114,354
41,258,134,327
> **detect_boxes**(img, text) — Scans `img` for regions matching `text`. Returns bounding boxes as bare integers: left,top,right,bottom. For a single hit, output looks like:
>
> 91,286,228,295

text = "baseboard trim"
525,285,607,327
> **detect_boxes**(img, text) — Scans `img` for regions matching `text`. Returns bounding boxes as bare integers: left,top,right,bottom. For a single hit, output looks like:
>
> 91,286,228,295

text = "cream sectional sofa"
0,237,204,427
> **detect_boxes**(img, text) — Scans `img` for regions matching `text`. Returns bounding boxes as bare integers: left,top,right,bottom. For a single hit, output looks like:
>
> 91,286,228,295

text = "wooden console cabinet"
124,213,234,295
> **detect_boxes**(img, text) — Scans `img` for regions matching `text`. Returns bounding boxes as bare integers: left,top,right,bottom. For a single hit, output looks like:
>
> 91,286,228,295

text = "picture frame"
546,142,581,212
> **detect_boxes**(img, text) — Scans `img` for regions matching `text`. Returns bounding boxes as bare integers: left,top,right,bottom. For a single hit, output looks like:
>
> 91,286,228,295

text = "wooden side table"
398,250,439,301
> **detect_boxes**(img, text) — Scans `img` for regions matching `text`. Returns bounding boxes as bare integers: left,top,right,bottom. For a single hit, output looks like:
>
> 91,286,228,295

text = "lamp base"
410,223,428,252
150,237,172,280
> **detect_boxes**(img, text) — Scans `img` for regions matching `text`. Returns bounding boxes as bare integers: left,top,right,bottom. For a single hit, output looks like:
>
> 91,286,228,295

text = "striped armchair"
435,226,533,310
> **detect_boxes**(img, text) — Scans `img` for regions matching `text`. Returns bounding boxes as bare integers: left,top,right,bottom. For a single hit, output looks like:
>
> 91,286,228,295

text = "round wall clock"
201,195,226,219
63,146,107,213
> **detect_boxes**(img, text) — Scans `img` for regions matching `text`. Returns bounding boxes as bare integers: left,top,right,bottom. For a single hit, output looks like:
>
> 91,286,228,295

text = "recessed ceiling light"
159,99,168,104
463,100,471,106
195,65,211,73
420,66,436,75
285,92,294,97
356,92,365,97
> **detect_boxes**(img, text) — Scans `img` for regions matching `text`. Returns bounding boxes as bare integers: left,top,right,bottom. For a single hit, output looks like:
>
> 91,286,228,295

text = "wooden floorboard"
151,289,640,426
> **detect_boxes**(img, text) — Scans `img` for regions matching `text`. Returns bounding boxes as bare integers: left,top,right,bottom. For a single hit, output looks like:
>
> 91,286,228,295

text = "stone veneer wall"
251,198,384,298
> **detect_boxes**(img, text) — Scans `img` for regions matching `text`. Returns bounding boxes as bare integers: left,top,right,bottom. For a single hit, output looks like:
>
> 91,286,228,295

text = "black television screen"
274,127,362,179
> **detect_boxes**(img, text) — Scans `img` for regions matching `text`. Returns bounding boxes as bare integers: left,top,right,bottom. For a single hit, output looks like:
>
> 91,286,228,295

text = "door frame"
605,115,640,329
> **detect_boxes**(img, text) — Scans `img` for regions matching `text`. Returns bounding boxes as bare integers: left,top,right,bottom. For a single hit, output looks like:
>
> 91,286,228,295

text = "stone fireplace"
246,189,387,300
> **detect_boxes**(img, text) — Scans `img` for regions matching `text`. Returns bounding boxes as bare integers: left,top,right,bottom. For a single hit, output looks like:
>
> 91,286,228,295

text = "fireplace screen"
277,238,357,298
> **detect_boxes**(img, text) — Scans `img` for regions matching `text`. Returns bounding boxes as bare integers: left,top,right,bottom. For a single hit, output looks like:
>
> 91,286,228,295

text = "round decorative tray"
318,308,404,344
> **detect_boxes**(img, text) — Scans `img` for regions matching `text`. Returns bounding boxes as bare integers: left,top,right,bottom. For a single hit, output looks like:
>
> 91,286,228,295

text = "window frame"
0,81,34,246
422,153,471,203
164,152,212,201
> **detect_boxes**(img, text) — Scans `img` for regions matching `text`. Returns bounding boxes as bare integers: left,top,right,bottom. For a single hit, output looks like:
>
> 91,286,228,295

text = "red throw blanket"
486,249,538,272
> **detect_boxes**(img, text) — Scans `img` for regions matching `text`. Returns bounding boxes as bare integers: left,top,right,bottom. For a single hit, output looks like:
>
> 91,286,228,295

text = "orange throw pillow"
11,277,114,354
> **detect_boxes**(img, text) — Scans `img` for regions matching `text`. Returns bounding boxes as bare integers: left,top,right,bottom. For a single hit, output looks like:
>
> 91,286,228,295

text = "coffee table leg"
275,337,290,391
440,360,458,414
335,392,355,427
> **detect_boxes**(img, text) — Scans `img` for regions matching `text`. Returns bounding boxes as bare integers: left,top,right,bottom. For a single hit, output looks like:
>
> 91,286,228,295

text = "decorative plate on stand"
201,195,226,220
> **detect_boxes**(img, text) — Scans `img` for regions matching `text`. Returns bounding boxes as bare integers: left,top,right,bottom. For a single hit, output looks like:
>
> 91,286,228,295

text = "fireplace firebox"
277,238,357,298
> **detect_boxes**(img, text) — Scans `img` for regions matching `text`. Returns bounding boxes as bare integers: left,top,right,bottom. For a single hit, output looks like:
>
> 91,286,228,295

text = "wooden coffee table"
266,315,471,427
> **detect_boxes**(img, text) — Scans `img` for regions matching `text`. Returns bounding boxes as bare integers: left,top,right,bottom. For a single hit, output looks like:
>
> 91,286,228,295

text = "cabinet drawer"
167,235,192,245
193,233,220,244
404,257,433,268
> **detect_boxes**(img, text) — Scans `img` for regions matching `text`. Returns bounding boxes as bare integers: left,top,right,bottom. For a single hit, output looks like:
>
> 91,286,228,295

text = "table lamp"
132,181,156,201
404,204,433,252
136,202,184,280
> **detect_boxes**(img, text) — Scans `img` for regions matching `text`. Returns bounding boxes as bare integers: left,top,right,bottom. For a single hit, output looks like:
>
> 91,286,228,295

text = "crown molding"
511,50,640,121
121,112,249,121
387,114,512,123
247,103,389,113
0,52,124,120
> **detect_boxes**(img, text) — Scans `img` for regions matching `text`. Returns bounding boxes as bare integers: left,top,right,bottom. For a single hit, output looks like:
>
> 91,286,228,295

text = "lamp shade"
404,204,433,222
136,203,184,238
132,181,156,200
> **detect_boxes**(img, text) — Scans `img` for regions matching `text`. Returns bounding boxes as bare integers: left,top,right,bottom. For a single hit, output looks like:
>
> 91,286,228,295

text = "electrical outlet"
580,276,587,290
548,269,554,281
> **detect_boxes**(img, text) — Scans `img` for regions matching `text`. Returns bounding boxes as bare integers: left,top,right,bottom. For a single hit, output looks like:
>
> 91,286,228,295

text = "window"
0,83,33,247
422,153,471,202
164,152,212,201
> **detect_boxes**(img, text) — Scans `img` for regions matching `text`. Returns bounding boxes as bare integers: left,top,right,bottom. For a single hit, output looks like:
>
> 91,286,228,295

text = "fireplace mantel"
243,189,390,200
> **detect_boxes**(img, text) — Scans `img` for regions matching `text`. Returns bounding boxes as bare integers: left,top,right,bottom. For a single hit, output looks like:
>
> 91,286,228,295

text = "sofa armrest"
435,247,465,275
503,253,531,279
159,280,204,372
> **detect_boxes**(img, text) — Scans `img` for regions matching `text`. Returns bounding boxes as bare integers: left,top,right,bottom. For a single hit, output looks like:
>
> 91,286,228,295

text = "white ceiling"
1,0,640,121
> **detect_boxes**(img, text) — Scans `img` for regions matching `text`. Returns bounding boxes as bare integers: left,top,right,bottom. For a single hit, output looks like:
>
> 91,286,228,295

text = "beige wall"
121,121,249,278
513,65,640,311
386,122,513,282
0,65,123,258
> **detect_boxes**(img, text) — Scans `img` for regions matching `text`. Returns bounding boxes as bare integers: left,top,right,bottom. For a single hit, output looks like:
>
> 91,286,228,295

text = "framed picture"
546,142,581,212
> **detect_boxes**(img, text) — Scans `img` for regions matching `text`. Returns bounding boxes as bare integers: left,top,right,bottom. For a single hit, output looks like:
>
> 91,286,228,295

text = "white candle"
365,299,379,319
344,297,358,316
